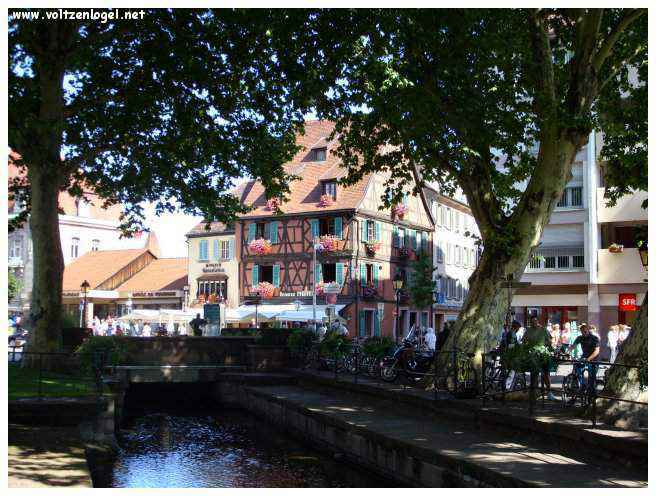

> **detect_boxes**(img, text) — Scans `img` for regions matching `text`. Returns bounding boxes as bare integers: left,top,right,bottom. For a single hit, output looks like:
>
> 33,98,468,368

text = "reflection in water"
112,410,388,488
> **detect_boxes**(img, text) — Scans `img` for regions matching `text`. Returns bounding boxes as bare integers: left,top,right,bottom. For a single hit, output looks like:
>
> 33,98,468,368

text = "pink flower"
265,198,280,211
318,235,339,252
253,282,276,299
392,204,408,219
249,238,273,255
318,194,334,207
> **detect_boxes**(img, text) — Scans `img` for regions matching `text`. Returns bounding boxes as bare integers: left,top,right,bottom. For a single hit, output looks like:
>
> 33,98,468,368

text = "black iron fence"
480,351,648,426
291,342,646,427
8,347,106,400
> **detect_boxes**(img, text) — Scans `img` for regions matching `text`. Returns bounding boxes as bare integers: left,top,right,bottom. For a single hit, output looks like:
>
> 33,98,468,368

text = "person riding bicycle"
565,323,600,405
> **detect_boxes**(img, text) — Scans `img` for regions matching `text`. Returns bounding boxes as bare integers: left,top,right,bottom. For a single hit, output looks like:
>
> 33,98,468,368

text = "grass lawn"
8,363,98,400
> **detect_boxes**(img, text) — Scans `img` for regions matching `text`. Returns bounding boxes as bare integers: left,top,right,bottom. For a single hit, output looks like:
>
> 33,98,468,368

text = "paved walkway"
8,423,93,488
250,383,646,488
296,368,647,447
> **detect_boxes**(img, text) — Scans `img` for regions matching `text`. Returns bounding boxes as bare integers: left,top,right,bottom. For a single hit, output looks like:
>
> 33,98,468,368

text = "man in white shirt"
424,328,436,351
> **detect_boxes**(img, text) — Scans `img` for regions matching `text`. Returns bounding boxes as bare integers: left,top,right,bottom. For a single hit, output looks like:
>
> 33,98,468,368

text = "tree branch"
528,9,557,117
593,9,646,73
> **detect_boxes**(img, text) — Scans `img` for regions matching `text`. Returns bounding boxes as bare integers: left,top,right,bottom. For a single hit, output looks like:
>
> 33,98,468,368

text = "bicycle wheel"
344,353,359,375
511,372,527,391
561,373,580,405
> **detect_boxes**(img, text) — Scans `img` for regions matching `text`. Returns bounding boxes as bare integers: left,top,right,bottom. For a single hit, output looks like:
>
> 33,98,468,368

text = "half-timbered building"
235,120,435,339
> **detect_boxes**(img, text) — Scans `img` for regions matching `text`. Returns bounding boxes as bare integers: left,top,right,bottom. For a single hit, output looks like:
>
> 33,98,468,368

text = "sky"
142,205,202,258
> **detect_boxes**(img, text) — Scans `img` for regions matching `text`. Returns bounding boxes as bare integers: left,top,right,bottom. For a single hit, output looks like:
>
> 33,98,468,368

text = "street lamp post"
80,280,90,328
393,272,404,343
312,239,324,333
638,240,648,281
183,285,190,311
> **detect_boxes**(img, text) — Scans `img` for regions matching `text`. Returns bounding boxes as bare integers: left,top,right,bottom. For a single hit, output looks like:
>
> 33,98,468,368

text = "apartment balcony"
597,248,647,285
8,257,24,268
597,187,648,224
526,246,585,273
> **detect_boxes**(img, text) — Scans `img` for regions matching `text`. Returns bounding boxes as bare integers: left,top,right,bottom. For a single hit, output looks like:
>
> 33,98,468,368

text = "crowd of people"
90,315,188,337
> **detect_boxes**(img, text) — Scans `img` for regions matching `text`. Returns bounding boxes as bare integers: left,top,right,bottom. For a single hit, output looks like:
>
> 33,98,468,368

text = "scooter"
380,339,434,383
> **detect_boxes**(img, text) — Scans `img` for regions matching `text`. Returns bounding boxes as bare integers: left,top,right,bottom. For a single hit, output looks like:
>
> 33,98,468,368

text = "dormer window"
310,147,327,162
322,180,337,200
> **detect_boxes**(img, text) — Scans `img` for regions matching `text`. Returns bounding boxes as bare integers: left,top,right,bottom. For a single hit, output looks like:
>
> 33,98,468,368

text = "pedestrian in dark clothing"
189,313,207,337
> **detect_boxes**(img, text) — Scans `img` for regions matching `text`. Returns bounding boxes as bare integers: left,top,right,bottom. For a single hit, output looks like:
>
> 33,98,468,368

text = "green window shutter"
392,226,399,248
421,232,428,253
248,223,256,242
270,221,278,244
416,230,422,251
399,228,405,247
199,240,208,260
361,219,368,242
334,217,343,239
335,263,344,286
228,239,234,260
411,230,418,250
360,263,367,287
272,264,280,287
375,221,381,242
213,239,220,260
403,192,409,206
359,310,366,337
373,264,379,286
315,263,323,284
310,219,319,239
373,311,381,337
252,265,259,286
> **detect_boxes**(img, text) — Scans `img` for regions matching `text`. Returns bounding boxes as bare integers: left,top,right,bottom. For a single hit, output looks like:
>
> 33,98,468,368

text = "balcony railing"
8,257,24,268
526,246,585,273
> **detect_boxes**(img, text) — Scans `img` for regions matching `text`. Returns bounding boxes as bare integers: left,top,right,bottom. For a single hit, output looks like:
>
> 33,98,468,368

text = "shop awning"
197,273,229,281
275,304,346,323
225,303,346,323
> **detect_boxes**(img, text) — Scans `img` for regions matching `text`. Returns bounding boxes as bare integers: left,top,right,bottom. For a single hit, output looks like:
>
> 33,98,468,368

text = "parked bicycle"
561,354,600,407
483,350,527,393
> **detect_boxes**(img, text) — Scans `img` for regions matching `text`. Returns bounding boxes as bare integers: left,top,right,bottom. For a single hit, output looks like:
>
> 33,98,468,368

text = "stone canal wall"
211,381,505,487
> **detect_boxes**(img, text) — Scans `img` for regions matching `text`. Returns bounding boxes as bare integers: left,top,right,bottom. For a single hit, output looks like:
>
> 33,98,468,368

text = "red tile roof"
115,258,188,292
62,249,148,291
236,120,371,217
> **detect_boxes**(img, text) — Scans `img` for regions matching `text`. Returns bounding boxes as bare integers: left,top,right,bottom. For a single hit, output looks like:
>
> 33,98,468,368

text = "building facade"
512,131,647,355
424,187,480,332
235,120,435,339
8,154,143,312
186,222,239,309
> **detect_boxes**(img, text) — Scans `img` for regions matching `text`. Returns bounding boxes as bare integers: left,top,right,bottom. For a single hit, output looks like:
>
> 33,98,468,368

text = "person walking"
550,323,561,349
189,313,207,337
618,324,631,352
522,316,556,400
560,322,571,349
607,325,619,363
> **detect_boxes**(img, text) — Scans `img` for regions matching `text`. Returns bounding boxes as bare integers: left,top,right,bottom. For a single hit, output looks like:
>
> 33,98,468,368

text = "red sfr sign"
619,293,637,311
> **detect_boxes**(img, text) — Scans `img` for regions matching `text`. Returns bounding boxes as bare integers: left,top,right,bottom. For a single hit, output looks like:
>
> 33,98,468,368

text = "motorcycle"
380,339,434,383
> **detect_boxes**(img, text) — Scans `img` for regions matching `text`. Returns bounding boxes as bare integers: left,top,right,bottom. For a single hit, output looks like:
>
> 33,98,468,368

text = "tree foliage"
8,270,22,302
8,9,314,232
408,252,436,311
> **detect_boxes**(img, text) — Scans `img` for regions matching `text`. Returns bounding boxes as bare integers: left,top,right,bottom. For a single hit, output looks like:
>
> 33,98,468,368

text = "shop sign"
132,291,179,297
619,293,637,311
279,290,313,297
63,291,81,297
202,263,225,273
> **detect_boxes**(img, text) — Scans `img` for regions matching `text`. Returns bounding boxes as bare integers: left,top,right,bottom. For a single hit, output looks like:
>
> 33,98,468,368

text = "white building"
424,185,479,332
8,157,144,312
512,131,647,356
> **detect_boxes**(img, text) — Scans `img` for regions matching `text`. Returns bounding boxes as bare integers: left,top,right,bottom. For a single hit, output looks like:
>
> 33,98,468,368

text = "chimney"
145,231,161,258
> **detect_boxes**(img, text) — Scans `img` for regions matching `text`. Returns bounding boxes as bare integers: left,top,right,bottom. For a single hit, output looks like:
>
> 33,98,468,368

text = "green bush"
287,329,316,354
501,344,551,373
256,327,296,346
220,328,259,337
319,332,351,357
62,311,79,328
361,336,395,358
75,336,130,374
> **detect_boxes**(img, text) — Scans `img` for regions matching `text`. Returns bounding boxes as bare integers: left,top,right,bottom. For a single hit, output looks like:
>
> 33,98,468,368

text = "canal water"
108,385,394,488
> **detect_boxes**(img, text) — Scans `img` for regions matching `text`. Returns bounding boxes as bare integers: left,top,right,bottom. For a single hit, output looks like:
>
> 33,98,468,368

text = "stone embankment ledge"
292,369,647,471
236,383,647,488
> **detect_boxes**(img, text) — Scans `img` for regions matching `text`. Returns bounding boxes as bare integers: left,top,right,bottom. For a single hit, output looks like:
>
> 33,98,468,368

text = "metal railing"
480,351,648,426
526,246,585,273
8,347,106,400
292,340,477,401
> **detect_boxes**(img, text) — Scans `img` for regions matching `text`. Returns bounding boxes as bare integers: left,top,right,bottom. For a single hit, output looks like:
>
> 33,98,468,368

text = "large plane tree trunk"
597,294,648,429
23,23,72,365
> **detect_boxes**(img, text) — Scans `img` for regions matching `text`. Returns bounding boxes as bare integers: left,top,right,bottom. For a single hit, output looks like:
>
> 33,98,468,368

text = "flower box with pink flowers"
392,204,408,220
253,282,276,299
265,198,280,211
249,238,273,256
317,235,339,252
318,194,334,207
